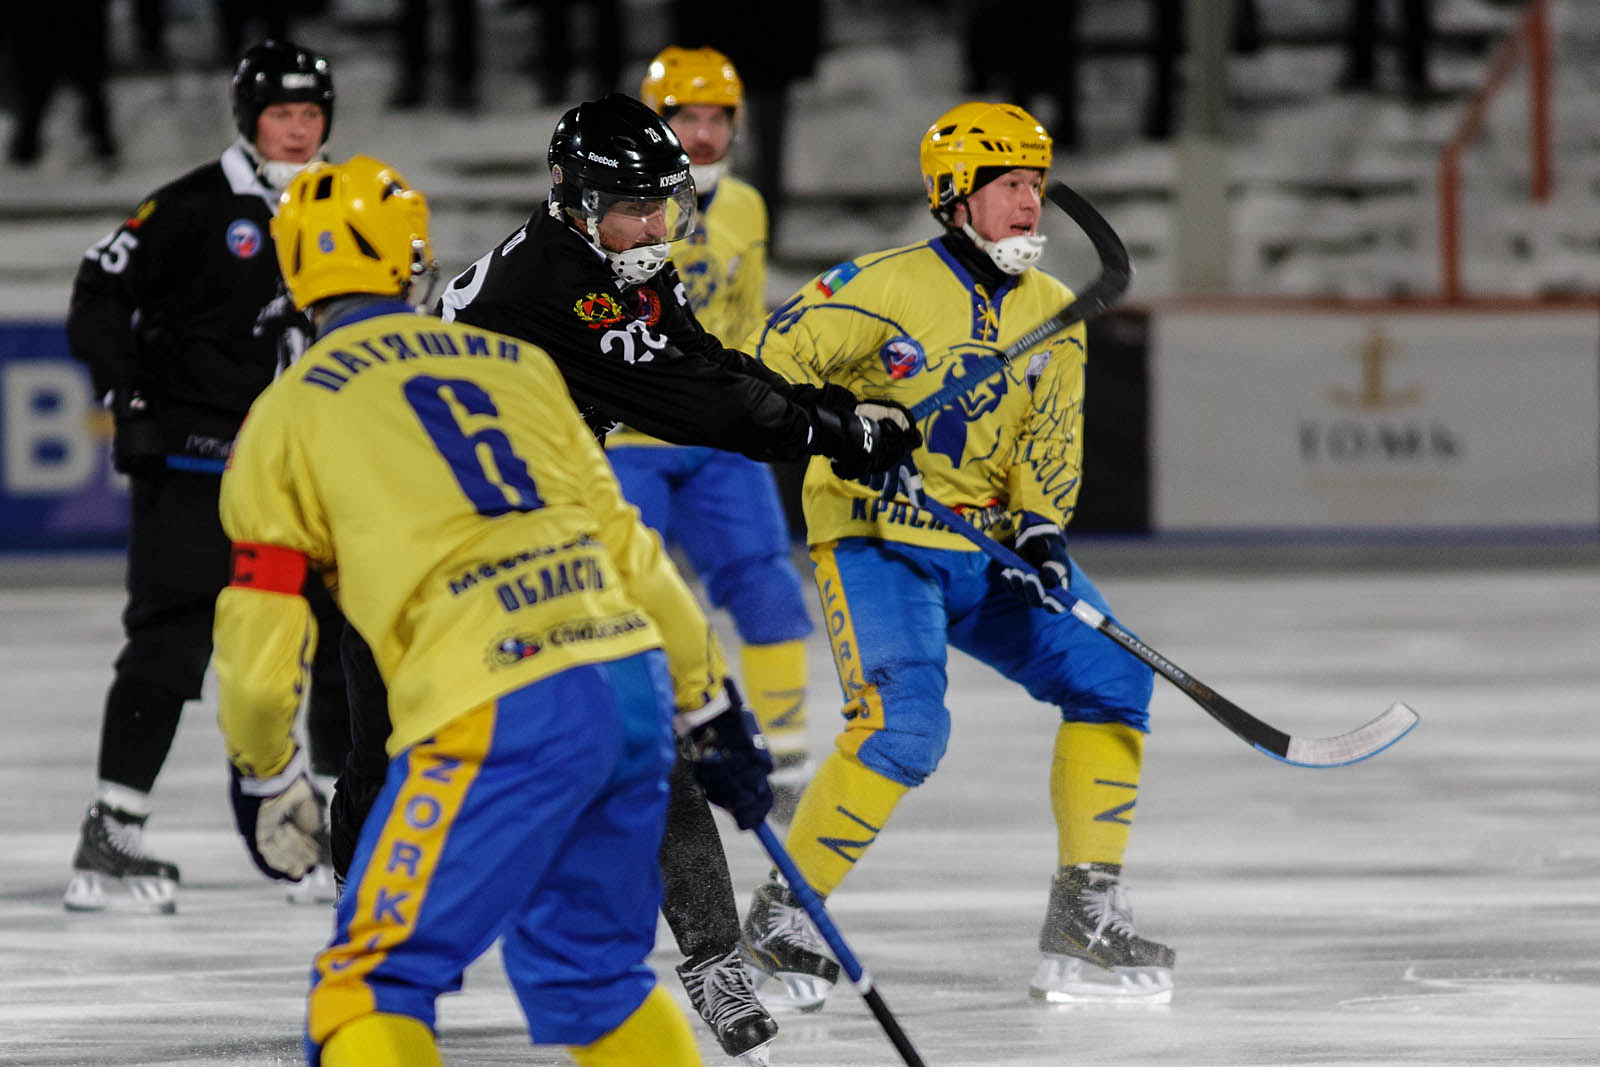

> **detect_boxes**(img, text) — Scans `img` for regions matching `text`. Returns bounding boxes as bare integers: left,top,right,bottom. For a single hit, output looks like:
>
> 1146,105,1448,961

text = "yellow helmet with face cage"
272,155,436,311
640,45,744,114
919,101,1052,219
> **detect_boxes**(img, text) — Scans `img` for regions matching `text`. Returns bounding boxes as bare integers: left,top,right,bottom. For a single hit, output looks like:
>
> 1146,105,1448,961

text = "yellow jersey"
748,235,1086,550
213,305,726,776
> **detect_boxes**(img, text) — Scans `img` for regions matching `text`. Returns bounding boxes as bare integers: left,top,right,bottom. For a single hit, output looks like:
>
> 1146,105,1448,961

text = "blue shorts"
609,445,811,646
811,539,1154,787
306,650,676,1057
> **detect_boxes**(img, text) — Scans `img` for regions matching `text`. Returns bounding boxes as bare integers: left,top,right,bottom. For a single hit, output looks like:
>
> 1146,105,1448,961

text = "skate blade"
754,970,832,1014
735,1037,775,1067
1029,955,1172,1004
285,865,338,906
63,870,177,915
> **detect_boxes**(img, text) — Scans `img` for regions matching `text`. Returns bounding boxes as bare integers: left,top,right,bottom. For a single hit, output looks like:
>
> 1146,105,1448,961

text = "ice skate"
285,829,337,905
766,752,813,824
62,802,180,915
286,861,338,905
740,872,839,1012
286,794,337,905
677,948,779,1065
1030,863,1174,1003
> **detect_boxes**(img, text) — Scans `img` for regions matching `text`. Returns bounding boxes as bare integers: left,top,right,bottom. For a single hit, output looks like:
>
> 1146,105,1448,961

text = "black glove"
253,290,314,361
818,397,923,479
228,746,326,882
787,381,859,420
110,387,165,477
680,679,774,830
999,511,1071,613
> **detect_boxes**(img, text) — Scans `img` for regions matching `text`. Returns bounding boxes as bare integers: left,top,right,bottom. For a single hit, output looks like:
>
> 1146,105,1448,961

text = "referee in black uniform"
61,39,346,914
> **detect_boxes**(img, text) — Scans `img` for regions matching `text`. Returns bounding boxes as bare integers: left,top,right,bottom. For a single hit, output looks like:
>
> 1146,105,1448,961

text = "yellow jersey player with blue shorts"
211,156,773,1067
608,47,817,818
738,103,1176,1006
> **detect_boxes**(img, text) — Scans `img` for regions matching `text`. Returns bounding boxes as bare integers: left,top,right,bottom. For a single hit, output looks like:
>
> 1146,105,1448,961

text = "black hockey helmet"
231,39,335,145
547,93,695,240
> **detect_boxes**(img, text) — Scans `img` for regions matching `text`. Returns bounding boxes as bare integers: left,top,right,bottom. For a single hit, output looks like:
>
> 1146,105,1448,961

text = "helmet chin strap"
962,222,1047,275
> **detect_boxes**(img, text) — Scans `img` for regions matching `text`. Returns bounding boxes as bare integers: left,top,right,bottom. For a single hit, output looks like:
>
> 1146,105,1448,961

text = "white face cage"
606,243,672,285
964,224,1047,275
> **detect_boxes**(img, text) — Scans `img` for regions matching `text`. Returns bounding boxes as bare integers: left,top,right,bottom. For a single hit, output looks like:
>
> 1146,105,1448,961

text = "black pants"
530,0,621,100
7,0,114,162
98,470,348,794
330,625,741,959
211,0,289,68
395,0,480,95
1344,0,1433,91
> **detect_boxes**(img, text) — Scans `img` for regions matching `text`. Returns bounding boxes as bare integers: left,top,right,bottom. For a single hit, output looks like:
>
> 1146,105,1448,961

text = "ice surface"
3,550,1597,1065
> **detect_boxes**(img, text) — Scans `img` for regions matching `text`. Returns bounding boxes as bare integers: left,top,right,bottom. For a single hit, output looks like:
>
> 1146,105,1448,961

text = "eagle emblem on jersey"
925,344,1009,469
678,258,719,312
573,291,627,329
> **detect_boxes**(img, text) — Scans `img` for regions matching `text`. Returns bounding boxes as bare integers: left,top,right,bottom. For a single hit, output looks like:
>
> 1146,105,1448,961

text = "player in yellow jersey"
738,103,1175,1006
211,156,773,1067
609,46,816,820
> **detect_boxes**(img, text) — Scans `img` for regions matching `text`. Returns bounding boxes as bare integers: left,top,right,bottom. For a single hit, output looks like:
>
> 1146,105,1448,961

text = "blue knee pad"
854,709,951,788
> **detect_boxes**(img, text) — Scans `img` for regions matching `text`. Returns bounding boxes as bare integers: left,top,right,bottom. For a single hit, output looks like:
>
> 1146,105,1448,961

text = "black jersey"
66,142,286,450
438,204,824,461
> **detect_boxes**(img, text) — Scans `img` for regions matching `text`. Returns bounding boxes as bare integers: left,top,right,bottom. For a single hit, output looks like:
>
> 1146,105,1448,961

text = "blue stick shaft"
753,822,868,988
752,821,929,1067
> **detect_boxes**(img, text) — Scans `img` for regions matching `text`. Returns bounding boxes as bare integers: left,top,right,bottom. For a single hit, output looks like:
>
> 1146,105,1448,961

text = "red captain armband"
229,542,308,595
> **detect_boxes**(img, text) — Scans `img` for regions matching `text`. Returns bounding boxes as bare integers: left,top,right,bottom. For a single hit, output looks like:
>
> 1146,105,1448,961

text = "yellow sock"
1050,721,1145,869
568,985,702,1067
321,1012,443,1067
740,639,808,760
784,750,909,896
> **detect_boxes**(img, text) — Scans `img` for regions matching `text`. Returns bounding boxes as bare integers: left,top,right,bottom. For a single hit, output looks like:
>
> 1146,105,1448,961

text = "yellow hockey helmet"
919,101,1052,218
272,155,436,311
639,45,743,114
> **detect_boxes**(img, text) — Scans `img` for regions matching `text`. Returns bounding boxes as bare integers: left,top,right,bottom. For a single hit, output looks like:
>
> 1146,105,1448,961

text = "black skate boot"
676,948,779,1065
740,871,839,1012
63,802,180,915
1030,862,1174,1003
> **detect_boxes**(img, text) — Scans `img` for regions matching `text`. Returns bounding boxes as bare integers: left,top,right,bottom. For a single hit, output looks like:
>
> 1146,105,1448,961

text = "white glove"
854,400,913,432
230,746,324,881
